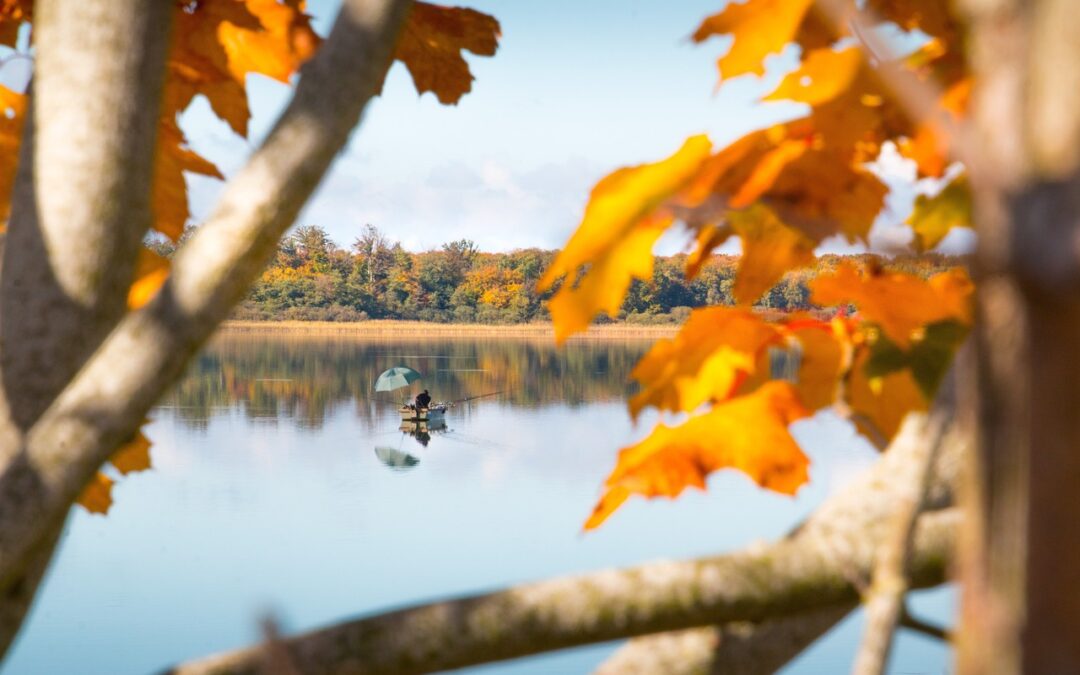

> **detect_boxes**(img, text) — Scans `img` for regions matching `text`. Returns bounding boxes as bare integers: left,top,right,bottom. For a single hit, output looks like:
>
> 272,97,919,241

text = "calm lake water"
4,335,953,674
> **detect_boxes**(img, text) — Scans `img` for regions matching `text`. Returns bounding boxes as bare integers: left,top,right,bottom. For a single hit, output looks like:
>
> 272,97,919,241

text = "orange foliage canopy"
543,0,977,528
0,0,500,513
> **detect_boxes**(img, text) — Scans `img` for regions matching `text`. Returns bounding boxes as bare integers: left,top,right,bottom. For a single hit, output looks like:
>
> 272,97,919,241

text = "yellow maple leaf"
684,221,732,280
764,46,863,107
729,204,817,305
586,382,811,530
545,218,669,343
629,306,781,418
392,2,501,105
907,173,971,251
810,262,973,347
76,472,114,515
540,136,713,342
729,139,809,209
786,319,847,410
691,0,824,80
847,346,927,448
739,317,848,411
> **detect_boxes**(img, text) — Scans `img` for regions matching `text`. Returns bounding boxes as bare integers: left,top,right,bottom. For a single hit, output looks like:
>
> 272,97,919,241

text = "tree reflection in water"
163,335,655,430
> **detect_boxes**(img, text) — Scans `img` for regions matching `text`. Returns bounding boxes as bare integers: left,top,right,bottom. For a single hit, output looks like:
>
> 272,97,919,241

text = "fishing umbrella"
374,446,420,471
374,366,422,392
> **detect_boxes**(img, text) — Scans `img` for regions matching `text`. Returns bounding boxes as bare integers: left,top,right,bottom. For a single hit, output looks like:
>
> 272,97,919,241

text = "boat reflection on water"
372,419,448,471
399,418,446,448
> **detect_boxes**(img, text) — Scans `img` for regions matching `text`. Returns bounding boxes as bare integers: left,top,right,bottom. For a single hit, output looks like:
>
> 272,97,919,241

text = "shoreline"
218,320,680,339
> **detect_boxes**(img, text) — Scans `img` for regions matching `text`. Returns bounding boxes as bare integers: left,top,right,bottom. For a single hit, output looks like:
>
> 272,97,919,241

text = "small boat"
399,403,448,422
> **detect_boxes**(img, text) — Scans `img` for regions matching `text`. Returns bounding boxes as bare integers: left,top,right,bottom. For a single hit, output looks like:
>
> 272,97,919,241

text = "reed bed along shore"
218,320,680,339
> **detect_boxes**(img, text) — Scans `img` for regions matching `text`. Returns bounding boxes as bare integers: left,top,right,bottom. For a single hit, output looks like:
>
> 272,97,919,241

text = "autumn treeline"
152,224,962,324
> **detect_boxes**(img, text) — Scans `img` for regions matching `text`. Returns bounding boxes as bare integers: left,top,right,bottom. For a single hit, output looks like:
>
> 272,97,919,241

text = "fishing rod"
445,391,503,406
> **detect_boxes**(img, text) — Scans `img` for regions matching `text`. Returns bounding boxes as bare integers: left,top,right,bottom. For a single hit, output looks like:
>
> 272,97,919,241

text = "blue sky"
178,0,972,255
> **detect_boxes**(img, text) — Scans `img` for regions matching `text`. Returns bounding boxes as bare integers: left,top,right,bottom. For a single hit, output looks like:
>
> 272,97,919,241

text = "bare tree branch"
0,0,412,650
851,410,950,675
898,605,951,643
593,605,854,675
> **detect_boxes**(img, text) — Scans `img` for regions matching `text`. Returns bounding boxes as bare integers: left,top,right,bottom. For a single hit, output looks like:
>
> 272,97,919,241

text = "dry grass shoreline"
219,320,679,339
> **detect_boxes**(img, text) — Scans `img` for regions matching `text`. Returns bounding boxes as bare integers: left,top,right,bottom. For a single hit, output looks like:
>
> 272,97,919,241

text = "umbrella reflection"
374,446,420,471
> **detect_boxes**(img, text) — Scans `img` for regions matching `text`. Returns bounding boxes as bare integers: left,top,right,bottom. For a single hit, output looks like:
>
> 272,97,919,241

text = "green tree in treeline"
191,224,960,323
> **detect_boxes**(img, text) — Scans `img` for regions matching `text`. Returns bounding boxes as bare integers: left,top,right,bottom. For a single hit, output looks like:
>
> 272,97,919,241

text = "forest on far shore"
152,224,963,324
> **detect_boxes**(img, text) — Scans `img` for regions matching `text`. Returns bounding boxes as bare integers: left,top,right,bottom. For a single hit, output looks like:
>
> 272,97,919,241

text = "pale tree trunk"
958,0,1080,672
0,0,413,659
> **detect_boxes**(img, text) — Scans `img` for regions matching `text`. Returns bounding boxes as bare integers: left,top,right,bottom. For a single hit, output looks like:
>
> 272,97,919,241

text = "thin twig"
899,604,952,643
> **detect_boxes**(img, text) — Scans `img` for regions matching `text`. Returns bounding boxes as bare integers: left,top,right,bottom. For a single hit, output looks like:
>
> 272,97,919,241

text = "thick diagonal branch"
0,0,412,640
593,605,854,675
852,387,955,675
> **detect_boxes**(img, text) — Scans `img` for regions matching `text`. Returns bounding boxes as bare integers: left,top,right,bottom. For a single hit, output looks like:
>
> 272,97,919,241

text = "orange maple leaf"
539,136,713,343
811,262,973,348
729,205,817,305
735,316,848,412
847,346,927,448
392,2,500,105
586,382,810,530
0,84,25,224
154,120,224,241
76,472,114,515
897,78,972,178
0,0,31,47
628,306,781,418
166,0,319,136
111,430,153,475
127,248,171,310
218,0,320,85
691,0,835,81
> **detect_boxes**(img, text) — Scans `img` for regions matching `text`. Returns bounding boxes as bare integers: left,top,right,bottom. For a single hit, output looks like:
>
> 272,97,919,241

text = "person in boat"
415,389,432,410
